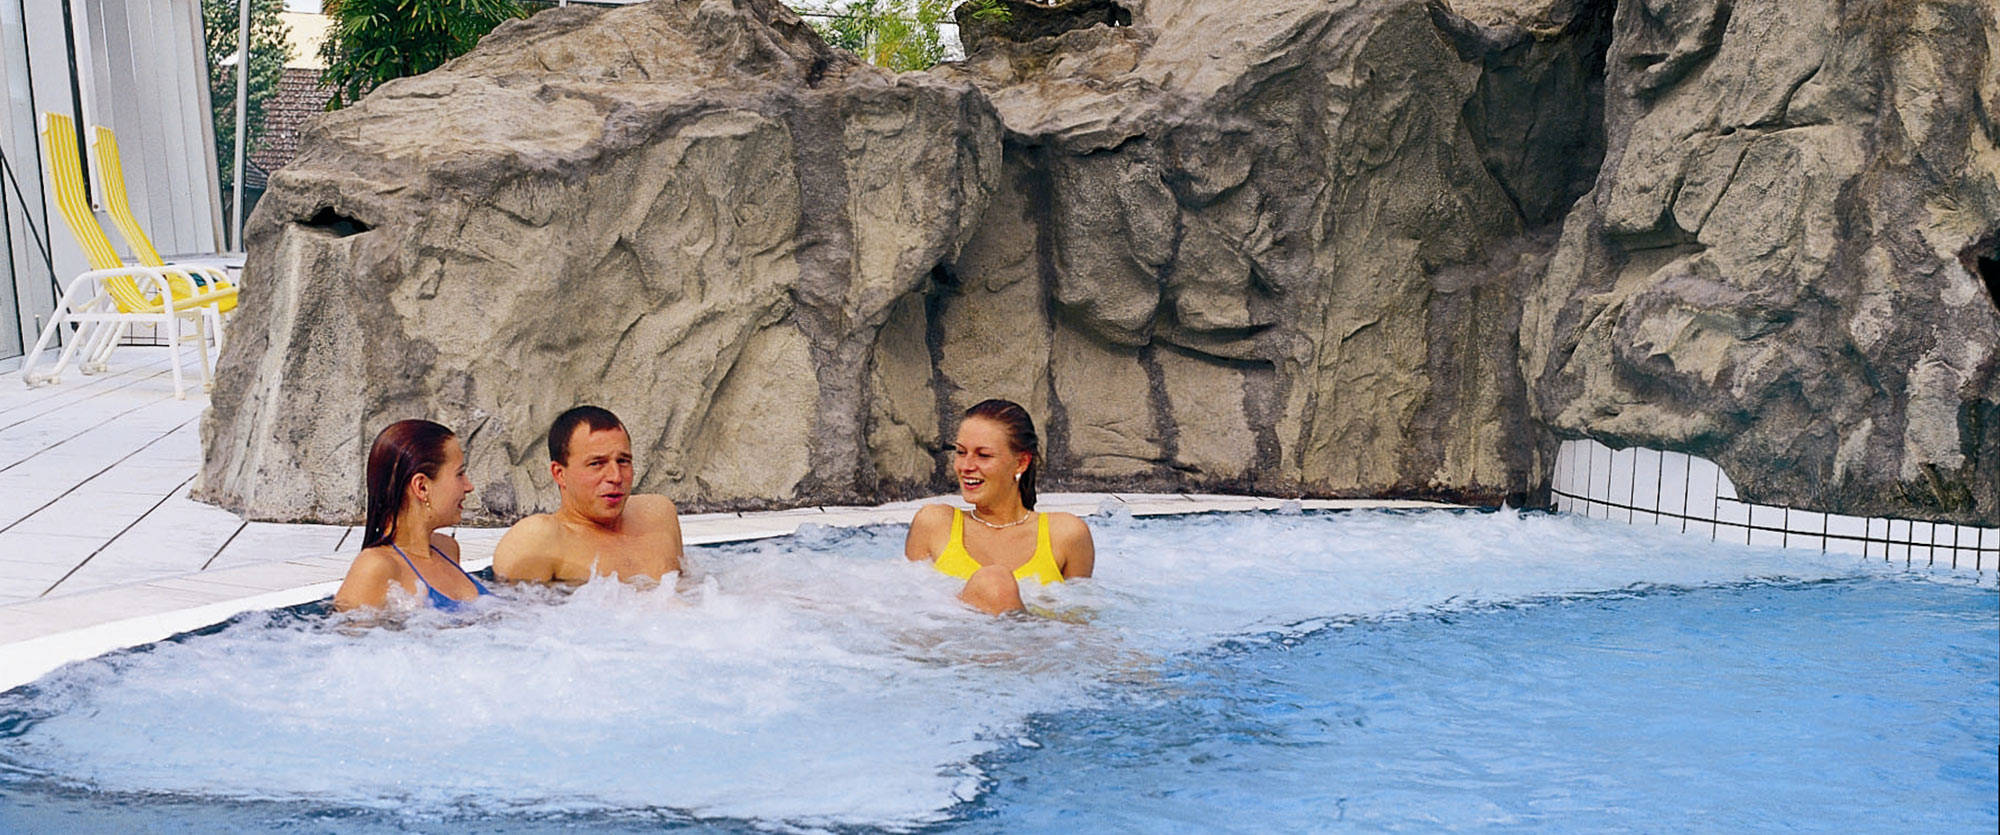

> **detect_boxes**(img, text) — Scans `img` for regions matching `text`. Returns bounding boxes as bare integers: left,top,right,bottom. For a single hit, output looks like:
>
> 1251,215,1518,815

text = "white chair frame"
19,265,226,399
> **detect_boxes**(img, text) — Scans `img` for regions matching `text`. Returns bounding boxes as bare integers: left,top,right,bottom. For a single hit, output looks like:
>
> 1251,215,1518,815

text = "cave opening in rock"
1978,250,1999,315
1966,231,2000,315
958,0,1132,50
1456,0,1618,228
299,207,372,237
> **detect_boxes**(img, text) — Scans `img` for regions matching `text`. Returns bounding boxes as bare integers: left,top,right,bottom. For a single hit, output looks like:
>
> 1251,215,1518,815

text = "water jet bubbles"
0,508,1893,828
791,521,835,546
950,772,983,803
1095,499,1131,519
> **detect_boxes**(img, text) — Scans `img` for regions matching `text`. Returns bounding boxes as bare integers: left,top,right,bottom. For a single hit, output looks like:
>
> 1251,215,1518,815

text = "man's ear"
550,460,565,490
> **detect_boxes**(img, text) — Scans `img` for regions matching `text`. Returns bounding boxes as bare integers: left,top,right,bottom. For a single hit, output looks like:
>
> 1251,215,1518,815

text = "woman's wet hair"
363,419,456,549
963,399,1040,510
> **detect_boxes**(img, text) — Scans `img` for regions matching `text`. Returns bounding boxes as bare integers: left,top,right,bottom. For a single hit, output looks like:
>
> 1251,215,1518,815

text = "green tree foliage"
808,0,1008,72
319,0,530,109
201,0,290,194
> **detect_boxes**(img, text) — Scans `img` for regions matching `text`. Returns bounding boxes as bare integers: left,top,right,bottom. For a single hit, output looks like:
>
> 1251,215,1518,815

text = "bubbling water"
0,509,1897,828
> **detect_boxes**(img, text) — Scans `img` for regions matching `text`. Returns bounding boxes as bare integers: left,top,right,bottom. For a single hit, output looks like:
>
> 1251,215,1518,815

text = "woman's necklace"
968,508,1033,529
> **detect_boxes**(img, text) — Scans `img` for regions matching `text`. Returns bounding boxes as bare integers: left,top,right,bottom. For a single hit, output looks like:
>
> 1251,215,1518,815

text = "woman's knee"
959,566,1023,614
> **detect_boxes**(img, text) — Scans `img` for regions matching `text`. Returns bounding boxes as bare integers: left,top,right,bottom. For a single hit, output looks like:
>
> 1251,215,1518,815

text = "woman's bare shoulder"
1045,512,1095,578
347,545,400,574
428,531,462,560
1044,511,1092,536
910,503,958,527
905,504,957,560
335,547,405,610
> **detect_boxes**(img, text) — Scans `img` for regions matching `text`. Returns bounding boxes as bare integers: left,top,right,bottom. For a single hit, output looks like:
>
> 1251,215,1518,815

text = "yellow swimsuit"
933,508,1064,585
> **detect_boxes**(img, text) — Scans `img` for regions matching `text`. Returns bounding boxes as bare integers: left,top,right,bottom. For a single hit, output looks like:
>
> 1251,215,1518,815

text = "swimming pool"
1,509,1994,830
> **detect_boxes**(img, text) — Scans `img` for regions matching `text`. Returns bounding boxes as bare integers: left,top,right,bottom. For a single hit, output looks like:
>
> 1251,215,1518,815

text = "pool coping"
0,493,1453,693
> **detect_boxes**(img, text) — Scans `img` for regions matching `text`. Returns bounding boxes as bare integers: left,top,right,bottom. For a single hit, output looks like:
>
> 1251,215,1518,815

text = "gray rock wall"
928,0,1595,503
200,0,1000,520
199,0,2000,526
1522,0,2000,522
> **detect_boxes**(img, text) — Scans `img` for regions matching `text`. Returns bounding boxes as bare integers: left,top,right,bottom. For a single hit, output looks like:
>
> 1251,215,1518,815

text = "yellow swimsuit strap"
1022,512,1062,585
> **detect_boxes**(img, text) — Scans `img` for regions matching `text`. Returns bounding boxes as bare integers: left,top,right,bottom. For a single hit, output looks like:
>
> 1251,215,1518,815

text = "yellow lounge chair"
91,125,239,317
86,123,241,380
19,112,233,399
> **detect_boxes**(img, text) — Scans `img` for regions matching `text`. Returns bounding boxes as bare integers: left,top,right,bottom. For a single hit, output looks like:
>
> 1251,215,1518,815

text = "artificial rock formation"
1521,0,2000,522
199,0,1000,520
924,0,1613,504
200,0,2000,526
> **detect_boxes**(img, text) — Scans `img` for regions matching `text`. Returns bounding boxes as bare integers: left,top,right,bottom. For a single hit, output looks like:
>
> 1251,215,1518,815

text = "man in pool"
493,405,685,585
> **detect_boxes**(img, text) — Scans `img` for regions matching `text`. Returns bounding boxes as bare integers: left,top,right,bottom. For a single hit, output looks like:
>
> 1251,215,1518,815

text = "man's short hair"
548,405,625,464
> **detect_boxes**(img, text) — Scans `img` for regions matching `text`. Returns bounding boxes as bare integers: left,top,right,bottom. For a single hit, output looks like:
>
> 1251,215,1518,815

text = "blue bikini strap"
388,542,423,575
430,543,490,595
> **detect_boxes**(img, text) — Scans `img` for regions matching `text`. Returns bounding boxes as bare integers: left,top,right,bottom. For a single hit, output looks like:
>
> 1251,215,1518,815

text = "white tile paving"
203,521,350,571
1,349,344,602
0,531,104,568
3,487,168,537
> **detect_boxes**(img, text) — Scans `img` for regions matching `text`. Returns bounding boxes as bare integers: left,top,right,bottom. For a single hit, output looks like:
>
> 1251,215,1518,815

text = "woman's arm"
1052,513,1095,579
905,504,952,561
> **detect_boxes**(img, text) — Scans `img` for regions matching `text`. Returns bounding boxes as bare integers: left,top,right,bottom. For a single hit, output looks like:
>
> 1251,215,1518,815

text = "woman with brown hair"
333,419,489,611
905,399,1095,613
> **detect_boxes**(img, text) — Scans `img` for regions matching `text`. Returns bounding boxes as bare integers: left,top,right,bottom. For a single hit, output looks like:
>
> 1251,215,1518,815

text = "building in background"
238,8,333,222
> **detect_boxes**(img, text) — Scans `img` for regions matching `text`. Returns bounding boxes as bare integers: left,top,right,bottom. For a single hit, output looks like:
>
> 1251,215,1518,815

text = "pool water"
1,509,1994,831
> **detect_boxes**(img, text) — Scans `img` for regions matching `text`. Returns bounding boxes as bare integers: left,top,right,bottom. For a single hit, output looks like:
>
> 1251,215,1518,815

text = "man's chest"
553,533,672,579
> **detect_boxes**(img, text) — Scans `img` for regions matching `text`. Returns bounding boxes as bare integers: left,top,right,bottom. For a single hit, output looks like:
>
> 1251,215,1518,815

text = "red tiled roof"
248,66,335,175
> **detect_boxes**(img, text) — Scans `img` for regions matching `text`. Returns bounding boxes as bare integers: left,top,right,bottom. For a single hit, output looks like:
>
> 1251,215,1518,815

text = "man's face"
552,425,634,523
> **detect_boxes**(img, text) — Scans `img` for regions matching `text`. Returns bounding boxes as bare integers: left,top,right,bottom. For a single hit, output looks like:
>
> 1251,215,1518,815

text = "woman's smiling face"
953,416,1028,505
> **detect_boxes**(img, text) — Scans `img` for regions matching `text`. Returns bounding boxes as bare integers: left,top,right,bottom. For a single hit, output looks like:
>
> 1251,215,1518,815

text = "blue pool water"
0,509,1994,831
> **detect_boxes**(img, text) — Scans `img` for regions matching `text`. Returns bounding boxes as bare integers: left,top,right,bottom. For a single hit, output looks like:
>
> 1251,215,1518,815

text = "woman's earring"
1014,472,1022,482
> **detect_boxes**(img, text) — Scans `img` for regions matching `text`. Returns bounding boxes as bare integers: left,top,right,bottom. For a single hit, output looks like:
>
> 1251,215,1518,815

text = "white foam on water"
0,509,1894,828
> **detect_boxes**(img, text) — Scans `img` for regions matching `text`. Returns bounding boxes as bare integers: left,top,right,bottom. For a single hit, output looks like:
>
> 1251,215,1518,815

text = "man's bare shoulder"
501,512,562,541
626,494,681,527
494,514,563,581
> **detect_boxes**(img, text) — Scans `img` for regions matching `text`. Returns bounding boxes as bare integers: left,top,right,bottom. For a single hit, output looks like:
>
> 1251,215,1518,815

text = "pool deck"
0,346,1450,692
